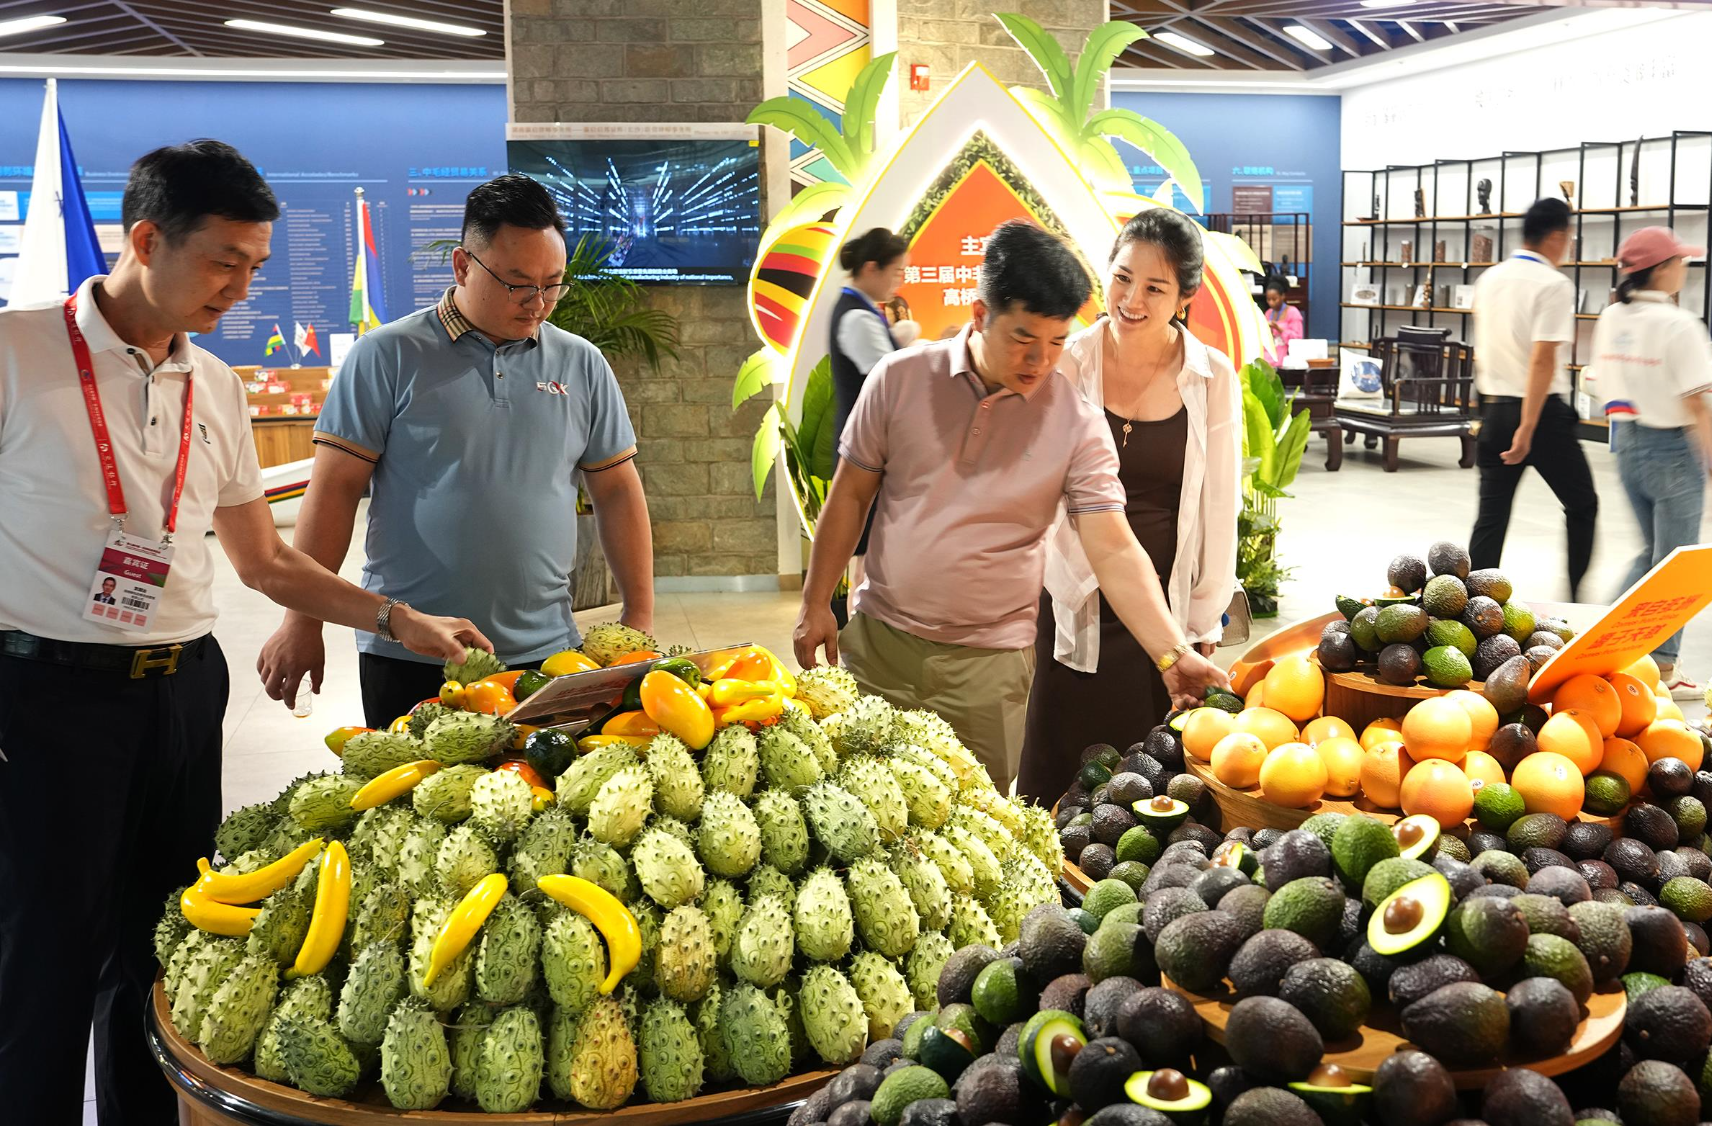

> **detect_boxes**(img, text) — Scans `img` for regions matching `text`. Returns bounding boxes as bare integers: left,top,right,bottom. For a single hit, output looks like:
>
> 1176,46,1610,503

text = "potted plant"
1239,358,1311,618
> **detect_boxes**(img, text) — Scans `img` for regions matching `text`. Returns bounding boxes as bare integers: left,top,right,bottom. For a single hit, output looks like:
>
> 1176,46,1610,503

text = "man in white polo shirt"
1469,197,1599,600
0,140,488,1125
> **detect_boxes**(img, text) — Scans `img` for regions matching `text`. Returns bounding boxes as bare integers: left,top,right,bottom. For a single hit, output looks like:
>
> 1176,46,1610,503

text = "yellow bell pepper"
713,690,786,728
287,841,350,979
639,669,715,750
537,875,641,993
530,785,556,814
424,872,508,987
323,726,370,756
180,887,261,936
388,714,413,735
708,678,778,708
349,760,442,812
194,837,326,905
541,649,601,678
751,645,798,698
601,710,661,738
576,733,654,755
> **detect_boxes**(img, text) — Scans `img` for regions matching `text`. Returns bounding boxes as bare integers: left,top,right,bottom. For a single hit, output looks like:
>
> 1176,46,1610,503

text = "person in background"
1468,198,1599,599
883,294,921,346
257,174,654,728
1018,209,1241,803
793,219,1227,789
1263,273,1304,356
1594,226,1711,700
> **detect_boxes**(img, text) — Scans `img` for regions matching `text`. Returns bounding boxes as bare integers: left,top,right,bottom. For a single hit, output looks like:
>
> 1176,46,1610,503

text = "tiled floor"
89,430,1707,1115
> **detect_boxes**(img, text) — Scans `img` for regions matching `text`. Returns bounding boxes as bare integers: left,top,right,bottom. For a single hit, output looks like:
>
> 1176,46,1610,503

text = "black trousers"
0,637,227,1125
358,652,544,731
1469,396,1599,600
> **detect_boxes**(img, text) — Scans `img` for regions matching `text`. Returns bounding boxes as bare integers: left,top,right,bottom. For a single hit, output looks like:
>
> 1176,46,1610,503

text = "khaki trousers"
839,612,1035,792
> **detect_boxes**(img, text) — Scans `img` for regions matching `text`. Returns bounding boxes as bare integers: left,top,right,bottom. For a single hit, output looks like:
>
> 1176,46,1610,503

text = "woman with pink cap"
1593,225,1711,700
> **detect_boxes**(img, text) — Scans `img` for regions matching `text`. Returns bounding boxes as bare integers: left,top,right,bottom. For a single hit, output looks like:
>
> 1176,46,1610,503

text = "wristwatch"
1154,641,1193,673
376,597,407,643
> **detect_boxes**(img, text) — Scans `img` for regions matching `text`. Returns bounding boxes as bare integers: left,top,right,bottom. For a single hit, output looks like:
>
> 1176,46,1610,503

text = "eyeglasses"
462,248,570,306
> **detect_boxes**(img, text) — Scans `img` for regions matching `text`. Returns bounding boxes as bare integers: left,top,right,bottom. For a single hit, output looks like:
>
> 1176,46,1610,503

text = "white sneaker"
1661,667,1704,702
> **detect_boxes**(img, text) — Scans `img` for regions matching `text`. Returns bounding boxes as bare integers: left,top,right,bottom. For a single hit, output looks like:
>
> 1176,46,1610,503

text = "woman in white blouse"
1017,208,1242,802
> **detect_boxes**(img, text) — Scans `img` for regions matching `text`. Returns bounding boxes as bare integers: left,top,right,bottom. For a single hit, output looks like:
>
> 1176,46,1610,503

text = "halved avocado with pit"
1167,709,1194,733
1210,840,1259,876
1392,814,1441,861
1289,1064,1373,1126
1125,1068,1212,1123
1367,872,1452,956
917,1024,978,1082
1018,1009,1084,1096
1133,794,1190,834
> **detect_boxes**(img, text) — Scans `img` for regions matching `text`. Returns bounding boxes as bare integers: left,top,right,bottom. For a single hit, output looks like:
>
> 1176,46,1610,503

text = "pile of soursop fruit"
156,658,1067,1112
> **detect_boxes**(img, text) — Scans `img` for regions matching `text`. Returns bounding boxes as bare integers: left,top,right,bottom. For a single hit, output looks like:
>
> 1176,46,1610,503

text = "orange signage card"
1529,544,1712,703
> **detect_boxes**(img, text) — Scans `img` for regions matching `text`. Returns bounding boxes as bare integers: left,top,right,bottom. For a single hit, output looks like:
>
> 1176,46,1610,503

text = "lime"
1473,781,1526,832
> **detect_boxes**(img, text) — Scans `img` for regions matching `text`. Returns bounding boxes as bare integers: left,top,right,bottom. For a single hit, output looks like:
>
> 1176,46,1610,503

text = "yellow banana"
287,841,350,979
350,759,442,811
537,874,641,993
179,887,261,936
424,873,508,987
193,837,325,905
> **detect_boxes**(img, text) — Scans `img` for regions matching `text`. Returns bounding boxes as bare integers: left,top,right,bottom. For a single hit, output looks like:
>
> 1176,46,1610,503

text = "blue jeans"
1615,421,1706,664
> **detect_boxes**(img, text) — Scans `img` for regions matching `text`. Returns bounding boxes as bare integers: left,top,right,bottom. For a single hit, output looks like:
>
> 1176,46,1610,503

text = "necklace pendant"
1121,420,1132,447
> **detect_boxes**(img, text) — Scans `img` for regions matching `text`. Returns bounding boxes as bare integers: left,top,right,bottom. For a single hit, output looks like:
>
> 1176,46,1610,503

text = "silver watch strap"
376,597,404,643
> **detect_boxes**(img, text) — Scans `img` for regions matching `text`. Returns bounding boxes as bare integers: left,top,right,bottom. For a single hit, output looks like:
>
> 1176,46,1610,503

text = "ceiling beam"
1396,20,1428,43
115,0,202,56
1189,13,1309,70
1294,17,1371,58
1119,40,1222,69
1347,19,1395,50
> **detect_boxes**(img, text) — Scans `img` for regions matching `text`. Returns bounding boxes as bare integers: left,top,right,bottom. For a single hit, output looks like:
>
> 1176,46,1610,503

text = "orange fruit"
1510,751,1586,820
1635,720,1704,771
1245,680,1267,709
1656,699,1687,724
1303,716,1357,747
1536,709,1604,775
1262,654,1326,724
1626,653,1662,691
1361,741,1415,808
1608,672,1659,739
1183,708,1238,762
1599,737,1650,795
1445,690,1500,751
1400,758,1475,828
1317,737,1365,798
1259,742,1329,808
1234,707,1301,751
1402,697,1474,763
1461,750,1506,789
1360,717,1405,753
1211,731,1270,789
1551,675,1622,738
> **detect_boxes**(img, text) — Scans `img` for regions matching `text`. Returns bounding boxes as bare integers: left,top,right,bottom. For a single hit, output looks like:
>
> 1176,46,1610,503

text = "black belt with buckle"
0,631,208,678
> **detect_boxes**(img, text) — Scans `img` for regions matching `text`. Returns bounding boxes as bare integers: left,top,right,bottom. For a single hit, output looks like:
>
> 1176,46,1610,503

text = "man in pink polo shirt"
794,220,1225,788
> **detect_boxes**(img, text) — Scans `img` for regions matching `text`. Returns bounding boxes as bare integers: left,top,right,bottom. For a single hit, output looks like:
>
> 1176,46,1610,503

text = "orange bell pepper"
639,669,714,749
609,650,663,666
602,710,661,737
484,670,526,692
463,679,518,716
324,726,370,755
495,760,548,790
510,723,540,751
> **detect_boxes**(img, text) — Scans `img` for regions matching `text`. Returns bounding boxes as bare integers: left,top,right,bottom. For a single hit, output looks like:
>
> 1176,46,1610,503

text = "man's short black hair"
978,219,1090,320
121,139,279,241
462,173,567,247
1523,198,1572,245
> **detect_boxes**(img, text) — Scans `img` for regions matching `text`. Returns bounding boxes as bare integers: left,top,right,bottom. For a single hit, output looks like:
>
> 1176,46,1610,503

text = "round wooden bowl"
1162,973,1625,1090
149,978,835,1126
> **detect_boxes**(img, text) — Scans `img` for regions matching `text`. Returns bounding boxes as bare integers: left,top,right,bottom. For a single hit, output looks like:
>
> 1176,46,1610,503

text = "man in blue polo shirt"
258,174,654,726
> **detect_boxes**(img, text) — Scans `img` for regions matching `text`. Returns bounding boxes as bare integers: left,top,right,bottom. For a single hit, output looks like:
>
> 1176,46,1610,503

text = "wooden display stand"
234,365,331,470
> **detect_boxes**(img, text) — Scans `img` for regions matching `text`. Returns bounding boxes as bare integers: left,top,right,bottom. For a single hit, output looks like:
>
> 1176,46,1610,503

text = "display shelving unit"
1340,132,1712,440
1205,211,1312,333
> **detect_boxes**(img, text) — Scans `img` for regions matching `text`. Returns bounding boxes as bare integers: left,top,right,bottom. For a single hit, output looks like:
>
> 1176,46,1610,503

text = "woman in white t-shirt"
1595,226,1712,700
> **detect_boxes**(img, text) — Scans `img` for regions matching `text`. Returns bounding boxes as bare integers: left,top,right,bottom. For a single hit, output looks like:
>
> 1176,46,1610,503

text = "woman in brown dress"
1017,209,1242,804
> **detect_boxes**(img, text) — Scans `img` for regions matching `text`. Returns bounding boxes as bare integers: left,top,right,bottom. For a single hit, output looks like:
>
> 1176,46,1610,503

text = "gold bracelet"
1154,642,1192,672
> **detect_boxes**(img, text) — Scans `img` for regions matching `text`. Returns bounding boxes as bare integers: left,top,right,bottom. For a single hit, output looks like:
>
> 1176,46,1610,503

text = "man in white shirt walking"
1469,198,1599,599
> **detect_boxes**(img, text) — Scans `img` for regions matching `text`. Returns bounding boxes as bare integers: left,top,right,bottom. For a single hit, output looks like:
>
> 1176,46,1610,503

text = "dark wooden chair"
1335,331,1477,472
1277,360,1344,470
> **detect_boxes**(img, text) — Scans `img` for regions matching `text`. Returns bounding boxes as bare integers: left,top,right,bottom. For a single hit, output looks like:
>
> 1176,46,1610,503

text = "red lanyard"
62,293,195,538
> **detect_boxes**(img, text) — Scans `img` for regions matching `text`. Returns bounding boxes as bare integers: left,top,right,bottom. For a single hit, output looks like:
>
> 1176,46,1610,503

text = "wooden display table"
234,365,328,470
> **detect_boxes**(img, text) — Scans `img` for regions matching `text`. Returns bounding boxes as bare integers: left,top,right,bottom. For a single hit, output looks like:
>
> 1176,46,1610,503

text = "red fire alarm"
910,64,930,92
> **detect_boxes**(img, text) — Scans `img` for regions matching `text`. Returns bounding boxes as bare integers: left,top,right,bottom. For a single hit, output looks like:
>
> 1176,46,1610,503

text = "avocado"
1508,811,1570,851
896,1099,957,1126
954,1058,1024,1126
871,1066,952,1126
1020,907,1090,984
1102,900,1145,929
917,1024,979,1082
1363,857,1438,912
1153,911,1244,992
1288,1063,1374,1126
1522,933,1595,1004
1567,900,1633,983
1332,816,1402,890
827,1061,886,1106
1080,760,1114,791
1084,879,1140,922
1623,970,1673,1002
1626,804,1681,851
1617,1059,1700,1126
1141,887,1207,944
1371,1050,1458,1126
1091,805,1139,847
972,957,1035,1027
1132,795,1190,834
1264,829,1333,886
1486,718,1536,766
1390,814,1442,862
1166,710,1194,733
1388,953,1479,1009
1445,896,1531,977
1481,1065,1574,1126
1400,980,1510,1065
1299,812,1348,852
1663,795,1708,840
1085,1106,1171,1126
1563,821,1614,861
1278,957,1371,1040
1141,727,1183,768
1123,1068,1211,1122
1651,757,1695,796
1377,643,1423,686
1367,872,1451,956
1217,884,1272,938
1377,603,1430,645
1319,633,1358,673
1425,617,1478,658
829,1099,871,1126
1659,876,1712,925
1263,877,1346,949
1114,826,1162,867
1038,973,1092,1018
1114,986,1202,1064
1628,905,1692,978
900,1014,931,1060
1528,865,1593,908
1513,893,1581,942
1467,568,1513,602
1505,976,1580,1057
1106,772,1153,808
1483,654,1533,714
1229,929,1319,998
1224,995,1323,1082
1069,907,1100,934
1388,554,1429,594
1189,867,1249,909
1428,541,1472,580
1017,1009,1084,1096
1335,594,1370,621
1473,632,1523,679
1082,922,1156,985
1463,594,1507,639
1605,837,1661,886
1501,600,1537,644
1423,567,1470,616
1349,606,1383,652
1082,976,1143,1039
1203,687,1244,714
1210,839,1260,876
937,945,1003,1007
1622,985,1712,1063
1223,1087,1321,1126
1583,771,1632,816
1422,645,1475,688
1067,1036,1141,1111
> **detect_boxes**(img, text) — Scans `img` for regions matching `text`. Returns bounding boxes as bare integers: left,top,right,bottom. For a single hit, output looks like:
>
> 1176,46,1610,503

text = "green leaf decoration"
1085,109,1204,214
843,52,898,175
1010,85,1078,143
732,348,779,410
748,98,856,179
1241,386,1277,488
996,13,1074,104
758,181,850,252
797,356,837,481
1072,22,1148,125
1080,138,1134,192
1274,409,1313,491
752,403,782,500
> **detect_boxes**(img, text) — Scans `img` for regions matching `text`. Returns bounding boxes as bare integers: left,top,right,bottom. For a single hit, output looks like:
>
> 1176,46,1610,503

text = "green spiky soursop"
847,856,920,958
406,701,454,740
941,823,1002,899
570,834,637,901
508,804,577,891
340,730,427,781
254,975,333,1082
408,895,473,1012
424,712,515,766
580,622,657,667
640,998,705,1103
758,726,824,793
695,790,761,879
632,823,707,910
542,911,607,1015
288,774,361,833
171,935,246,1041
411,763,486,823
692,983,734,1083
163,926,206,1002
746,864,797,912
799,964,868,1064
546,1004,582,1101
821,695,896,757
890,842,953,932
988,853,1060,944
838,756,908,841
793,665,859,719
905,931,957,1010
469,768,535,843
657,905,717,1003
380,997,451,1110
198,952,279,1064
848,951,913,1040
587,764,654,848
215,802,276,861
434,822,500,898
701,724,760,799
643,733,705,821
238,884,307,967
628,899,664,994
946,897,1001,949
396,816,448,896
731,894,795,988
337,942,407,1045
476,893,542,1005
350,879,411,953
889,757,953,829
793,867,854,963
275,1014,361,1098
702,879,745,969
154,886,192,967
557,743,639,815
1015,801,1066,871
474,1004,545,1114
448,1004,494,1100
949,805,1011,856
779,707,838,775
566,995,639,1110
443,645,505,686
650,813,695,848
720,981,792,1086
915,830,976,895
349,803,418,872
752,788,810,875
802,780,882,863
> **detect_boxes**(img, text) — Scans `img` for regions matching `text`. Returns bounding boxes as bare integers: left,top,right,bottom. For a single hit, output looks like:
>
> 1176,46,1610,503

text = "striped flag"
349,187,387,335
264,324,287,357
294,321,321,357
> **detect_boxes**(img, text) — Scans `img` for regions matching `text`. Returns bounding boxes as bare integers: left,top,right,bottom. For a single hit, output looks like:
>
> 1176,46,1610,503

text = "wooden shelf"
1342,303,1471,314
1345,204,1708,227
1576,203,1712,214
1338,341,1373,350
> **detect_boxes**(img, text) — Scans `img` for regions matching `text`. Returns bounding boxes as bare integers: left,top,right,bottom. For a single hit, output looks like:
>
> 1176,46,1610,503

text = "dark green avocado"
1368,873,1452,957
1133,794,1190,833
1125,1068,1212,1122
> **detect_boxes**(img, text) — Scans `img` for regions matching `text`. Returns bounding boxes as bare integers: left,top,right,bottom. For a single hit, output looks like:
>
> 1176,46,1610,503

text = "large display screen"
508,136,760,285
